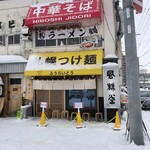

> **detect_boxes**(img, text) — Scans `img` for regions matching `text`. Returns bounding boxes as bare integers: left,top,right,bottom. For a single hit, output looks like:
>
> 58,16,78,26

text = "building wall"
103,0,116,55
0,0,117,56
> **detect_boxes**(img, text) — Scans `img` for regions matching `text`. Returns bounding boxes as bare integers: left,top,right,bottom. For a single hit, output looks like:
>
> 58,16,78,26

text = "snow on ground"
0,111,150,150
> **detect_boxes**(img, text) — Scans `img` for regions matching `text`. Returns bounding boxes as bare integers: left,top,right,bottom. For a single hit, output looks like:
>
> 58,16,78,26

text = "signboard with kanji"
24,50,103,76
103,63,120,108
25,0,102,26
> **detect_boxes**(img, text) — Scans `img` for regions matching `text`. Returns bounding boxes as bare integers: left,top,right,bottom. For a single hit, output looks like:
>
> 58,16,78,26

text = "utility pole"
122,0,144,145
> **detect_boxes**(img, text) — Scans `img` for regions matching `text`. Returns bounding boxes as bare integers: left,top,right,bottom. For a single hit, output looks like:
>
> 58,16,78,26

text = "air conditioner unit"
21,26,29,36
21,26,31,41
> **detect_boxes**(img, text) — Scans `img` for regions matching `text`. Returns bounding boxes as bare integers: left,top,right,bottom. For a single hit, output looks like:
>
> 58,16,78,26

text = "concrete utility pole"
122,0,144,145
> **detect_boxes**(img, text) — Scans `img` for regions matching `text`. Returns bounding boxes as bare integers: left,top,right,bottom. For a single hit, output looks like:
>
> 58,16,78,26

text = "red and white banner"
132,0,143,13
25,0,102,27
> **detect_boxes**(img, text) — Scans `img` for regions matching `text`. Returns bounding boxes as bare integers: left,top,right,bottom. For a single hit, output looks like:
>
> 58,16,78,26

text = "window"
67,38,80,45
8,34,20,44
58,39,66,46
0,35,5,46
10,78,21,85
14,34,20,44
66,89,96,108
8,35,13,44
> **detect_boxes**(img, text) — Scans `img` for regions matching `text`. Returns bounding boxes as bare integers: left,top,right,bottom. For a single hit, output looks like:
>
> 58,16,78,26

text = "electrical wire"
136,0,149,32
139,49,150,58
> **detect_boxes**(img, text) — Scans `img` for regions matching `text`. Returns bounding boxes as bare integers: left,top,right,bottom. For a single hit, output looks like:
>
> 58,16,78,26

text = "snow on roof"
30,0,73,7
0,55,27,64
104,54,118,59
102,62,118,67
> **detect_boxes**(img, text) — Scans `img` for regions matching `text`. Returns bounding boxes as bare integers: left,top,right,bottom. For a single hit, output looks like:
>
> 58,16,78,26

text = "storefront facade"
0,0,122,118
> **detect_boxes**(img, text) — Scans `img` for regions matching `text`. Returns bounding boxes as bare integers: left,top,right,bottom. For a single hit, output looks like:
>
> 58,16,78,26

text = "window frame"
8,34,20,45
0,35,5,46
66,89,96,109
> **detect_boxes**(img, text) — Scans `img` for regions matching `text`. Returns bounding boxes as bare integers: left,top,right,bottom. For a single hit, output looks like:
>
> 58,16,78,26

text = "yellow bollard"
76,110,82,128
113,111,121,130
40,108,46,126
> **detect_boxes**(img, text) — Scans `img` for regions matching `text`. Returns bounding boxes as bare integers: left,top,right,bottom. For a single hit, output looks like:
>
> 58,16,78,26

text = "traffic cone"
76,111,82,128
40,110,46,126
113,111,121,130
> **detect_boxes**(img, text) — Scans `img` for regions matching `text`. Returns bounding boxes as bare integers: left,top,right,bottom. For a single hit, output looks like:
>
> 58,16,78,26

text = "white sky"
0,110,150,150
120,1,150,72
135,0,150,70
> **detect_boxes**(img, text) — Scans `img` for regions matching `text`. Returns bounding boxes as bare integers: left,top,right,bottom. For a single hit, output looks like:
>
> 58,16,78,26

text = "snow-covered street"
0,111,150,150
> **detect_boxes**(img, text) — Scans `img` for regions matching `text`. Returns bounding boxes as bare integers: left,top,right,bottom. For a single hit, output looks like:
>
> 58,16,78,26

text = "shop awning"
0,55,27,74
33,79,96,90
24,50,103,76
25,0,102,27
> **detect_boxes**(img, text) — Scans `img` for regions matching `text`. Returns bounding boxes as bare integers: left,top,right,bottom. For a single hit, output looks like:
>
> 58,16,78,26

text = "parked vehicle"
140,88,150,103
141,99,150,110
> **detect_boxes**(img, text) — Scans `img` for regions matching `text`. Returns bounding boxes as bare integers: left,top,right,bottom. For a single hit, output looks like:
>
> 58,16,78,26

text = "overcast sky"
120,0,150,72
135,0,150,71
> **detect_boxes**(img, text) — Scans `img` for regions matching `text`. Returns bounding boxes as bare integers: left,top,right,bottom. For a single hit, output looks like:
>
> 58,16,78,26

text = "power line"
142,62,150,67
138,37,150,56
137,17,150,50
139,49,150,58
136,0,149,32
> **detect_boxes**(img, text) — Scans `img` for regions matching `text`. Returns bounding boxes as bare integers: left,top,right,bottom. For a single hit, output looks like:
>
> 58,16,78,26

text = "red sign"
132,0,143,13
25,0,102,27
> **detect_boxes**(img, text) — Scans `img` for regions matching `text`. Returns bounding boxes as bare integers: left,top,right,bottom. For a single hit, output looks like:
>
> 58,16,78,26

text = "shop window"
66,89,96,108
0,35,5,46
8,34,20,44
10,78,21,85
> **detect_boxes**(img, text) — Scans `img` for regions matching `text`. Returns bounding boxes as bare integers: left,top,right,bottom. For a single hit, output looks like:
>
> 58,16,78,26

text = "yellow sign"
24,50,103,76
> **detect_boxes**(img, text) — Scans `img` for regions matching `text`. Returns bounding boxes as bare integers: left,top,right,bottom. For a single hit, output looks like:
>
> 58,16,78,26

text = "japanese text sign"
103,63,120,108
37,25,98,40
24,50,103,76
25,0,102,26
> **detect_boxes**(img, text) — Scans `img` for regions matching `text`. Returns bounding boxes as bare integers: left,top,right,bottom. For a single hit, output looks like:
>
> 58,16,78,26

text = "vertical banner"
103,63,120,108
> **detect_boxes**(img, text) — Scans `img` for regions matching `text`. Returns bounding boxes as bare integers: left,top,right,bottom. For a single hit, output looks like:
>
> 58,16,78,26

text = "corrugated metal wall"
0,63,26,73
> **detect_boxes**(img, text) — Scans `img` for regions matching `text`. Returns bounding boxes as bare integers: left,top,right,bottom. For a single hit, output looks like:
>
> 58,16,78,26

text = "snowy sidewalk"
0,111,150,150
